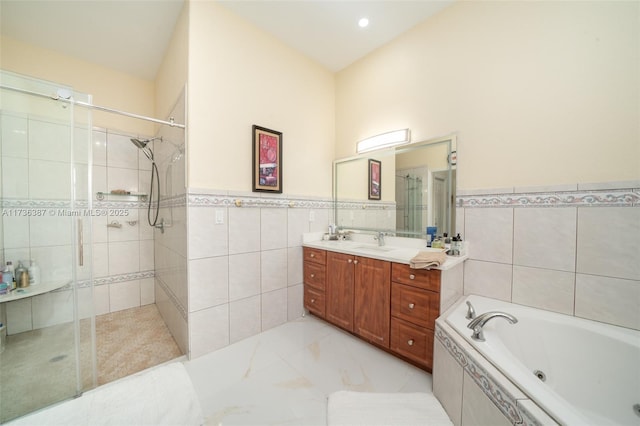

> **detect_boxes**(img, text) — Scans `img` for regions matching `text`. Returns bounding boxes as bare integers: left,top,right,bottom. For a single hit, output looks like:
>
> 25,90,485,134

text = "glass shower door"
0,70,96,422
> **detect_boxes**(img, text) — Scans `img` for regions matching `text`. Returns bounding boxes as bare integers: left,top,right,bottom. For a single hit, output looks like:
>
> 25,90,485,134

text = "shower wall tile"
108,240,139,275
139,239,154,271
189,256,229,311
92,165,107,195
575,274,640,330
140,277,155,305
463,260,512,302
91,242,109,278
260,208,287,250
287,284,304,321
106,132,139,170
32,290,74,329
77,286,95,319
156,280,188,355
107,167,138,194
3,215,29,249
261,248,287,292
190,303,229,359
576,207,640,281
513,207,577,272
30,244,72,282
228,208,261,254
287,208,310,248
29,119,70,163
92,130,107,167
73,127,90,165
109,279,141,312
229,295,261,344
465,208,513,264
512,266,575,315
3,157,29,198
287,246,303,286
1,114,28,157
29,159,70,200
261,287,287,331
107,209,139,242
92,215,108,243
29,215,72,247
5,298,33,335
228,252,261,301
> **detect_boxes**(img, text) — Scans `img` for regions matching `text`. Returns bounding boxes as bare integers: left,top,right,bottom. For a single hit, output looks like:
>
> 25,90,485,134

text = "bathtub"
442,295,640,426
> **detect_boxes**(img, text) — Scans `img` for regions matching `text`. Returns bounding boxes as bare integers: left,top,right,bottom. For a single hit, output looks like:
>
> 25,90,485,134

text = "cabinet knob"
353,259,359,265
310,253,315,258
310,273,315,278
348,259,352,263
311,298,316,303
408,303,415,309
407,339,415,346
409,274,415,280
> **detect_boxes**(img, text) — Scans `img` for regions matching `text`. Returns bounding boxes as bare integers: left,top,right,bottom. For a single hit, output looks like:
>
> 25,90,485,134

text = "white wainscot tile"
93,284,110,315
577,207,640,281
261,248,287,292
109,280,141,312
455,207,465,236
1,114,28,157
32,289,74,329
6,298,32,334
229,252,260,301
575,274,640,330
188,256,229,311
462,371,512,426
107,167,139,194
288,209,310,248
513,207,577,272
512,266,575,315
106,132,139,169
260,208,287,250
30,245,72,283
190,304,229,359
140,277,155,305
465,208,513,264
309,208,330,234
463,260,512,302
29,119,70,162
228,208,261,254
29,215,72,247
287,284,303,321
108,240,139,275
230,295,261,343
29,159,71,200
261,288,287,331
93,130,107,166
287,246,303,286
3,215,29,249
188,206,228,259
2,157,29,198
139,239,154,271
433,338,463,426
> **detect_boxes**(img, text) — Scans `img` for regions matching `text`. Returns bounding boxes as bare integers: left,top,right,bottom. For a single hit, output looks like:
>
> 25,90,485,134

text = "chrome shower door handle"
78,218,84,267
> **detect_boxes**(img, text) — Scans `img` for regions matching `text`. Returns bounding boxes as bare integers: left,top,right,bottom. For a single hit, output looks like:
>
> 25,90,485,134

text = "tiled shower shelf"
0,280,70,303
96,192,148,201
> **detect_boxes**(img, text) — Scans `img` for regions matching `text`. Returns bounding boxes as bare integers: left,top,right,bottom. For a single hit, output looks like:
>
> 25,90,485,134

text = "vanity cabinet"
354,256,391,348
303,247,326,317
326,252,355,332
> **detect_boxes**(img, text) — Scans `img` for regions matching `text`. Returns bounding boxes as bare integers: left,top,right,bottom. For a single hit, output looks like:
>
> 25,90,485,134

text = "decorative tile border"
187,191,333,209
155,274,187,320
458,187,640,208
64,270,156,290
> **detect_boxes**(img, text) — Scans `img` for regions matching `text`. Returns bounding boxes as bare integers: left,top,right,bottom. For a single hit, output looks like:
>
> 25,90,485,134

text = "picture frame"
368,159,381,200
252,125,283,193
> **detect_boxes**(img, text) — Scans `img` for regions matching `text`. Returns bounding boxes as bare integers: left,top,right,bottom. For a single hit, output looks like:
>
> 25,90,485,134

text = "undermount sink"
352,245,395,252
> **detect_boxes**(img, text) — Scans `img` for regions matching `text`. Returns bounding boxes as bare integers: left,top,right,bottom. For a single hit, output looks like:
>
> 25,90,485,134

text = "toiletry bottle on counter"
28,259,40,286
15,262,29,288
4,261,15,291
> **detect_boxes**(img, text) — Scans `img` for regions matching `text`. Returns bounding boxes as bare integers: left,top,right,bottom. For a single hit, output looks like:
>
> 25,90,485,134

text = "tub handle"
407,339,414,346
408,303,415,310
409,274,415,280
466,301,476,320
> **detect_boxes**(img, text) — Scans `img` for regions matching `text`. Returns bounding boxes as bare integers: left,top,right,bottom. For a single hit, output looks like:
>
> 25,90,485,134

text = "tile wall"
457,182,640,331
0,110,156,334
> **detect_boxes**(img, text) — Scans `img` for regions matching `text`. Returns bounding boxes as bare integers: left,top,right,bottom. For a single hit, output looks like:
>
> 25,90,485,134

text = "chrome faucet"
467,311,518,342
374,231,386,246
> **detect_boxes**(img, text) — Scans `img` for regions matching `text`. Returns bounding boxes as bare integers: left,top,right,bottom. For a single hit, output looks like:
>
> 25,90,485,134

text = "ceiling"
0,0,453,80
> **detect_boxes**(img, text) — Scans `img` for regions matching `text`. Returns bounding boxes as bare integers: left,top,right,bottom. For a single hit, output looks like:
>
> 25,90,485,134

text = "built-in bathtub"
435,295,640,426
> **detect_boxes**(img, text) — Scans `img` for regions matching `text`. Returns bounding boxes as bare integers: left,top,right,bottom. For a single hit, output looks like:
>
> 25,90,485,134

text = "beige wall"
187,1,335,196
1,35,156,136
336,1,640,190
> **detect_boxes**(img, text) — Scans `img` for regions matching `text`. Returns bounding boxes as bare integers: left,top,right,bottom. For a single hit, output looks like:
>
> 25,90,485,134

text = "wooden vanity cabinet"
354,256,391,348
326,251,355,332
303,247,326,317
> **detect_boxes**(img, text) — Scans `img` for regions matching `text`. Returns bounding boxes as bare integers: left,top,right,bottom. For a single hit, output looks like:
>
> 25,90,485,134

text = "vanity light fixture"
356,128,411,153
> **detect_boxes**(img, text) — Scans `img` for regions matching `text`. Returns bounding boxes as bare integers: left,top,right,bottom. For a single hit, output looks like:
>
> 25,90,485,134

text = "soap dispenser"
28,259,40,286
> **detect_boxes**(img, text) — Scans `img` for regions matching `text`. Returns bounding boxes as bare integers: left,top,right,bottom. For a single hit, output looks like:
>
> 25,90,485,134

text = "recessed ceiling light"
358,17,369,28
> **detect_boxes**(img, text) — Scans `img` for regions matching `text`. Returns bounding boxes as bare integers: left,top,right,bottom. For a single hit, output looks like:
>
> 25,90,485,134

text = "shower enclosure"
0,70,96,422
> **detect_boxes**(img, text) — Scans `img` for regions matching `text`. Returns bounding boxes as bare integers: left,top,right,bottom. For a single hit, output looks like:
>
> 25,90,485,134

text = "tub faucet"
467,311,518,342
374,232,386,246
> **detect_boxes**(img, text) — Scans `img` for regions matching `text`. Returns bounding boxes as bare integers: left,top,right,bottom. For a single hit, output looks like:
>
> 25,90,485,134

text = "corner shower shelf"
0,280,70,303
96,192,148,201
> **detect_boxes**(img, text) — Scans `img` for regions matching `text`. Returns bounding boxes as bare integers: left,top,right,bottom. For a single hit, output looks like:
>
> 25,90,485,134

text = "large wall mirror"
333,134,456,239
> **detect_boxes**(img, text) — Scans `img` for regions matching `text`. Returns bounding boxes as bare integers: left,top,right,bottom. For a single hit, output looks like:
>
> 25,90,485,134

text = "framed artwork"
252,125,283,193
368,159,381,200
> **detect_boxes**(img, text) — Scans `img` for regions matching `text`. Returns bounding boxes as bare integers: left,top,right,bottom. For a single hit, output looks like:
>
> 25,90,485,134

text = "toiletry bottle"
15,262,29,288
28,259,40,286
4,261,15,291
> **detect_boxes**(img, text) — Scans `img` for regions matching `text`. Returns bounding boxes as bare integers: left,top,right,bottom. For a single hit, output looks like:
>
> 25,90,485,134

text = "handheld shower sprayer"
130,136,163,227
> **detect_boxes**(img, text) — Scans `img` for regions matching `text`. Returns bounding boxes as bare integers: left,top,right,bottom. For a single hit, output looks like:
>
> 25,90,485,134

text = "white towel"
327,391,453,426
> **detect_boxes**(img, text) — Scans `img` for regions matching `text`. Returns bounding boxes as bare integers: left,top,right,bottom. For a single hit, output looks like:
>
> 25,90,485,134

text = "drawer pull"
311,298,316,304
407,339,415,346
310,253,315,258
409,274,416,280
311,273,315,278
408,303,415,309
348,259,352,263
353,259,359,265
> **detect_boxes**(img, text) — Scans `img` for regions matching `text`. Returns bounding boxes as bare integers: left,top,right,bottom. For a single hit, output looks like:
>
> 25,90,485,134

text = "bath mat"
8,362,203,426
327,391,453,426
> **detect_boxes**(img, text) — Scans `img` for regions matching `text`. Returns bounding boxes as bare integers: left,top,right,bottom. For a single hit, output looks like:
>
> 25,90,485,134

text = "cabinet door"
354,257,391,348
326,251,355,332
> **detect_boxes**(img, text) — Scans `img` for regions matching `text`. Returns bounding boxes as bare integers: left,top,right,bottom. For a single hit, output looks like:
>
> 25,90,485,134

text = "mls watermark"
1,208,130,217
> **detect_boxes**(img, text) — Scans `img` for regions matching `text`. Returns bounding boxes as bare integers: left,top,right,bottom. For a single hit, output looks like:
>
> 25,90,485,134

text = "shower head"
130,136,162,162
130,138,149,149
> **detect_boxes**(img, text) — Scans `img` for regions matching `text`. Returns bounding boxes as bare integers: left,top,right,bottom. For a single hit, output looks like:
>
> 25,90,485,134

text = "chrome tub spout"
467,311,518,342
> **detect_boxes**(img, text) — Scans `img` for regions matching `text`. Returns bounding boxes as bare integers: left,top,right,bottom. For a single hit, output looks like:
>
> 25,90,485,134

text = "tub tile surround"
0,110,157,334
186,189,333,359
457,181,640,331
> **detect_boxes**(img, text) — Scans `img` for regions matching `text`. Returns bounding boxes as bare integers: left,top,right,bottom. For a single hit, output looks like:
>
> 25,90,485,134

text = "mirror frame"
332,133,457,238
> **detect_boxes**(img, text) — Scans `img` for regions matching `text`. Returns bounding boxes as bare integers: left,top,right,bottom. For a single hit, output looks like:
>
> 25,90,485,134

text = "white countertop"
303,239,467,271
0,280,70,303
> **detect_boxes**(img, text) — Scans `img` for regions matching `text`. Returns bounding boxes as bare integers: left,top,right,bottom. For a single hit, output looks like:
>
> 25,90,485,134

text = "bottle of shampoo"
15,262,29,288
28,259,40,286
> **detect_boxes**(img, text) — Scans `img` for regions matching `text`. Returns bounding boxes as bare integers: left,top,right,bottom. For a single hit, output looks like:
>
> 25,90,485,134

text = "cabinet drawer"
303,247,326,265
304,286,325,318
390,317,433,369
391,282,439,330
304,261,326,291
391,263,440,292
